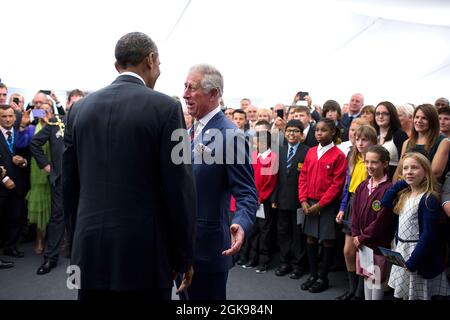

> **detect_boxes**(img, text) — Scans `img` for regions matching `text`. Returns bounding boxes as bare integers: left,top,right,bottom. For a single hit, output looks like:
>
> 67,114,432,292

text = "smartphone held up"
31,109,47,118
296,91,309,101
276,109,284,119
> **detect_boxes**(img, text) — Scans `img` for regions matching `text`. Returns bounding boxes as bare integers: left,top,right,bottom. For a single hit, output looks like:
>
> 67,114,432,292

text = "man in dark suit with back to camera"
183,64,258,300
63,32,197,300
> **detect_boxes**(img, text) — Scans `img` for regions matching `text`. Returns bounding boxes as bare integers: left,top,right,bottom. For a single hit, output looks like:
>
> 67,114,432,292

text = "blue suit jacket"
191,111,258,273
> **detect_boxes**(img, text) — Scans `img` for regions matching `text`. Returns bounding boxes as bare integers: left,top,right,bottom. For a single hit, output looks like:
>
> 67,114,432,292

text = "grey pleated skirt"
303,199,340,241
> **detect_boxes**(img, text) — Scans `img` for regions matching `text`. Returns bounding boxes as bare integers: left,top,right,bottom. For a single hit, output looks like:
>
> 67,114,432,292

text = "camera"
296,91,309,101
276,109,284,118
32,109,46,118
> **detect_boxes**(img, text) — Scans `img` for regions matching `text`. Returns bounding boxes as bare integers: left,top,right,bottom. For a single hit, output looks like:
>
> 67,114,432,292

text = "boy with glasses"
272,120,310,279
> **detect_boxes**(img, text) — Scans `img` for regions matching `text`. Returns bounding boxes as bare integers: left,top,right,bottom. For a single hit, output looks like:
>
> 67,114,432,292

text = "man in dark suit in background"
341,93,364,141
0,105,29,260
63,32,197,300
30,113,67,275
0,156,15,269
272,120,310,279
184,64,258,300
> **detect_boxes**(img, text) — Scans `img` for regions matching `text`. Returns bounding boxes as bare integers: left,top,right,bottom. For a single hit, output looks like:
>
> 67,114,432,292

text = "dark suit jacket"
62,75,197,291
273,143,310,211
341,113,361,141
303,124,318,147
0,129,29,197
191,111,258,273
29,116,65,186
311,109,321,123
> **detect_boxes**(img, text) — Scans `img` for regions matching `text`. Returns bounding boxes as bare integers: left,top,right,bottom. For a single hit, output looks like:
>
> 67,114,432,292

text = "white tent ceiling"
1,0,449,108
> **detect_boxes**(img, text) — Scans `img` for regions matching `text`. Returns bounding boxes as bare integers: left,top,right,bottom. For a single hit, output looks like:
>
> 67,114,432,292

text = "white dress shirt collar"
317,142,335,159
119,72,146,85
192,106,221,139
197,106,222,128
348,111,361,119
0,126,13,140
258,148,272,160
303,124,311,137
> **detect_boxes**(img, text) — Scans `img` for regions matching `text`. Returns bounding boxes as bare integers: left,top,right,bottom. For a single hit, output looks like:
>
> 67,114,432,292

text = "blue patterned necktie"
6,130,13,153
286,146,294,170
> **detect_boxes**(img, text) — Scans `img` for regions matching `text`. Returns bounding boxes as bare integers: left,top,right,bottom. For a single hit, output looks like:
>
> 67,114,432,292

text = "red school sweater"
251,150,278,204
298,145,347,208
230,150,278,211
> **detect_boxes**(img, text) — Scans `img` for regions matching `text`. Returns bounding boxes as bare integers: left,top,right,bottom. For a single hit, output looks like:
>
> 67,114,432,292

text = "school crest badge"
372,200,381,212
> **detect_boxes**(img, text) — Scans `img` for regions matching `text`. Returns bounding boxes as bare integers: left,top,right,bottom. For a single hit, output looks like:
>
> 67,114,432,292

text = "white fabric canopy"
1,0,449,107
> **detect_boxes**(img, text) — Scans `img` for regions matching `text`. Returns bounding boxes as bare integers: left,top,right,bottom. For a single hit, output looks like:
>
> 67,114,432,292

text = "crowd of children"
230,99,450,300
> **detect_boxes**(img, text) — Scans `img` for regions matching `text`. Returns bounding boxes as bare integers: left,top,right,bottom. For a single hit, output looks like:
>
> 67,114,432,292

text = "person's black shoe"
236,258,247,266
309,278,329,293
3,248,24,258
0,259,14,269
289,268,305,279
335,291,354,300
255,264,269,274
37,260,57,275
300,276,318,290
275,264,292,277
242,261,257,269
351,295,364,300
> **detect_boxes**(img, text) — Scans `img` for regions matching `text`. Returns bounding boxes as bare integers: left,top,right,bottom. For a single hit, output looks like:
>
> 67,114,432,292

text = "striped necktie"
286,146,295,170
190,123,195,141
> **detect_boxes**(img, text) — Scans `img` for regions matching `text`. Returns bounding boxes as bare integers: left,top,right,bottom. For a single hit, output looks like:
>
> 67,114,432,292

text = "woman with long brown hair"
394,104,445,182
374,101,408,179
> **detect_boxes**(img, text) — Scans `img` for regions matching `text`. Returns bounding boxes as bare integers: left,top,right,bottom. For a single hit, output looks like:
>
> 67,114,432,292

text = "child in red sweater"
244,130,278,273
298,118,347,293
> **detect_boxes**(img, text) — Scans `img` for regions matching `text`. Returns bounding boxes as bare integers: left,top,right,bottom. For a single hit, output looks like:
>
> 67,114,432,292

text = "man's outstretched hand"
222,224,244,256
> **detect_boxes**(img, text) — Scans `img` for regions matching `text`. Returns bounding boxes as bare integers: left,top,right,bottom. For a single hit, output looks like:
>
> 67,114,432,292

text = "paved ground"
0,242,353,300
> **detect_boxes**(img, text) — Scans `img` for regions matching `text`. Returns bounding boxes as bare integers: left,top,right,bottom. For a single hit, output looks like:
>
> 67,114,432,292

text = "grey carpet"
0,242,349,300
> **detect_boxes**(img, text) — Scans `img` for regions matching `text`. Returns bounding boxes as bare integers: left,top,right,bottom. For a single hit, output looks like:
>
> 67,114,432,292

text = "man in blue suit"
183,64,258,300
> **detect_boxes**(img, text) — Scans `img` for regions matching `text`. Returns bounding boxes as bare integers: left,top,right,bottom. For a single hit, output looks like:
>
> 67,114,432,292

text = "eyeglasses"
436,103,447,107
375,112,390,117
286,129,301,134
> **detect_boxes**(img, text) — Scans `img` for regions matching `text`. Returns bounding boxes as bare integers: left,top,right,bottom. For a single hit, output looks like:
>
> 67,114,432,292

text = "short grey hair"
396,103,415,118
115,32,158,68
189,64,223,97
